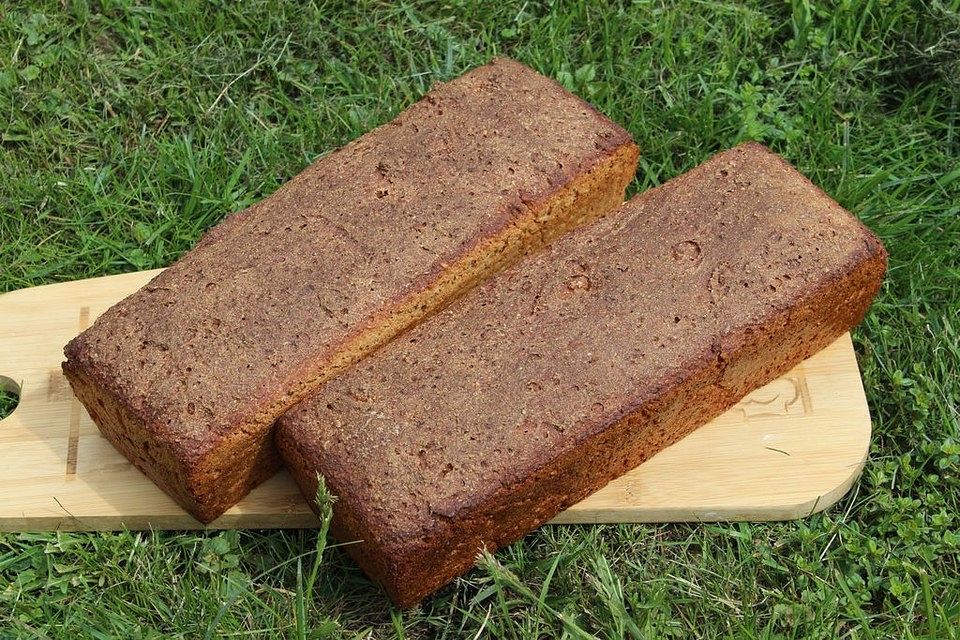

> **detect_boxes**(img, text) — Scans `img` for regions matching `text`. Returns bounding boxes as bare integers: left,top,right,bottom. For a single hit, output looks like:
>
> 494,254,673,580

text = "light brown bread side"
62,58,639,523
276,142,887,607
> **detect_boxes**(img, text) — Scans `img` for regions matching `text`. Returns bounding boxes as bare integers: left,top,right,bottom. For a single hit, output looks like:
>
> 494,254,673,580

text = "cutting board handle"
0,375,20,422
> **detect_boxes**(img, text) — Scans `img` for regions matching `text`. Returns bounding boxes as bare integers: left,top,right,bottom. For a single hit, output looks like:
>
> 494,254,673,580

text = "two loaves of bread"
63,58,886,606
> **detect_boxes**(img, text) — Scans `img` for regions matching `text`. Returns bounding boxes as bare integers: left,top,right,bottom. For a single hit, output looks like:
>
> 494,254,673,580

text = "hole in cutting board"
0,376,20,421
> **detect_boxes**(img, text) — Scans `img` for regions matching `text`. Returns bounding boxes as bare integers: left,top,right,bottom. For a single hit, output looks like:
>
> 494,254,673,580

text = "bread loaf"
62,58,639,523
276,142,887,606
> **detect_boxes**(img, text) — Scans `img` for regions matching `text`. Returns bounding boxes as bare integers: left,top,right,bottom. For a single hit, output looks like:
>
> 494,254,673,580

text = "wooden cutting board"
0,270,872,531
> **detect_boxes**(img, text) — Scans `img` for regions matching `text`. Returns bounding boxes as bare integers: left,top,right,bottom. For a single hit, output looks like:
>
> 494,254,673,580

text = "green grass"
1,0,959,637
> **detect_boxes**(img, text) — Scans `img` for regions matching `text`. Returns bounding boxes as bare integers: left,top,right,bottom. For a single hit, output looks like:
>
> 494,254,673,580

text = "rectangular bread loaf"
62,58,639,523
276,142,887,606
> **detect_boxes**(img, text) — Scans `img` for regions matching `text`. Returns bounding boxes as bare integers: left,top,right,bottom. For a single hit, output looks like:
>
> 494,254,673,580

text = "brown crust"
276,142,887,606
61,57,639,523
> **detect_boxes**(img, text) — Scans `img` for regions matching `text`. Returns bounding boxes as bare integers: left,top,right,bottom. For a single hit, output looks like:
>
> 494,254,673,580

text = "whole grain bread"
62,58,639,523
276,142,887,607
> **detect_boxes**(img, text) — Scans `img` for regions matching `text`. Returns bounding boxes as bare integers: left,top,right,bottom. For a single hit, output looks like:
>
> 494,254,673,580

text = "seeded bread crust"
62,58,639,523
276,142,887,607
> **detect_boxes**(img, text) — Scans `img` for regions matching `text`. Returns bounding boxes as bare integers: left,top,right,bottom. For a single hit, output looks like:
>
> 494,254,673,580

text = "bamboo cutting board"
0,270,872,531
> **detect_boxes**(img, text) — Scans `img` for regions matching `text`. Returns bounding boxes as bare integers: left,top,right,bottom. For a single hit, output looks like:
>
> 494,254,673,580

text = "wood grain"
0,270,872,531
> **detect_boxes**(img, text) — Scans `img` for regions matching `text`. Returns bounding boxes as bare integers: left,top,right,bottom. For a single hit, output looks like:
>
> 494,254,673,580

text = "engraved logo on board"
734,372,812,420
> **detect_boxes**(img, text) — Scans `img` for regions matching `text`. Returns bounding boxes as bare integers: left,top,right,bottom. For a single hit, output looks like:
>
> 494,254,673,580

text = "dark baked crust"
62,58,639,523
276,142,887,606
